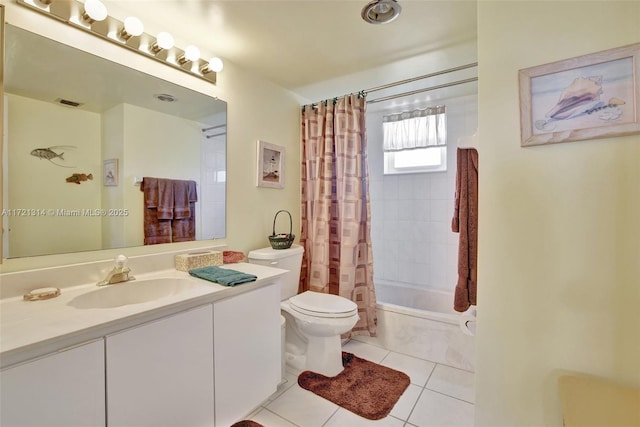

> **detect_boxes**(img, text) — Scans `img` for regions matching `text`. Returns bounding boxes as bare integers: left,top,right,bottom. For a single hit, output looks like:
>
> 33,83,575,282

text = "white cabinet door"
106,305,214,427
213,283,281,427
0,339,105,427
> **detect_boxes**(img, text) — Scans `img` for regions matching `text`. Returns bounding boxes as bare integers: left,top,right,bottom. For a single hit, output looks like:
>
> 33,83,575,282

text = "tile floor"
243,337,475,427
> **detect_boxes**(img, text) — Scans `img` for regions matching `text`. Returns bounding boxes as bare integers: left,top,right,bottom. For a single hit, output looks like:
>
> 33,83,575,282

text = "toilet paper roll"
459,306,477,336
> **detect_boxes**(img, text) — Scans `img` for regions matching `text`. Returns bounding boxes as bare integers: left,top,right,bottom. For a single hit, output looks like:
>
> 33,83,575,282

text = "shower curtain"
299,94,377,337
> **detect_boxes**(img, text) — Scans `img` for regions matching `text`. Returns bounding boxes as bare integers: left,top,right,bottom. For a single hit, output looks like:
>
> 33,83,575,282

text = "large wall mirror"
2,24,227,259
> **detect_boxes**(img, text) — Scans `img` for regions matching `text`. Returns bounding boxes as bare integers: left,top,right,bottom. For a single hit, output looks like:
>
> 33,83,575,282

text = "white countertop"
0,263,286,369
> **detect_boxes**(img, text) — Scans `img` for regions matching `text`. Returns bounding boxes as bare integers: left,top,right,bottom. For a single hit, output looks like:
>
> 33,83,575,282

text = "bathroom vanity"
0,262,285,427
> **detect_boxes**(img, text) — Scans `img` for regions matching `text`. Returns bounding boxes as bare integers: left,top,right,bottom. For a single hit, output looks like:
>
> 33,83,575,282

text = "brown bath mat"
230,421,264,427
298,352,410,420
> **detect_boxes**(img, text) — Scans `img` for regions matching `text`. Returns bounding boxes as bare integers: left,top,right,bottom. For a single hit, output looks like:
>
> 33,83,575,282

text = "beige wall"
101,104,125,249
1,2,301,271
101,103,205,249
218,63,302,254
6,94,102,257
475,1,640,425
121,104,203,248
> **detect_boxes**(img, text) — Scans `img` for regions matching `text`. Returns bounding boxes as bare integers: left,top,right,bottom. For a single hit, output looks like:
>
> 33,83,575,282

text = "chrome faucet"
97,255,135,286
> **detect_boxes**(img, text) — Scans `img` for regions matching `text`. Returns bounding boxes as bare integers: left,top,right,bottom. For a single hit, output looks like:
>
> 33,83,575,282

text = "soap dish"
23,287,61,301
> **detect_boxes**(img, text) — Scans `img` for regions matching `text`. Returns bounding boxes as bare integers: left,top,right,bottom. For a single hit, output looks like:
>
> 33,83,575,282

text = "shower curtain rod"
206,131,227,139
202,124,226,132
302,62,477,110
364,62,477,94
366,76,478,104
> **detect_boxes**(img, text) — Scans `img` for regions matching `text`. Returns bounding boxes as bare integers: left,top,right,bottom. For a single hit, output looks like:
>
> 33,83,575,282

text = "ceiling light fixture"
361,0,401,24
81,0,107,24
120,16,144,40
17,0,220,84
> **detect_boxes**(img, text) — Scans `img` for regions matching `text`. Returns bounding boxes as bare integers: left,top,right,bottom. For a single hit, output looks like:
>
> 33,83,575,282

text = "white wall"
199,111,226,240
475,1,640,425
368,94,478,292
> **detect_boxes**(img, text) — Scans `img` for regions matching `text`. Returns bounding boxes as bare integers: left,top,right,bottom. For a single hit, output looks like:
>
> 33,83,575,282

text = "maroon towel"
141,177,158,208
171,180,197,241
141,178,171,245
143,208,172,245
156,179,174,220
171,202,196,242
141,177,198,244
452,148,478,312
173,180,197,219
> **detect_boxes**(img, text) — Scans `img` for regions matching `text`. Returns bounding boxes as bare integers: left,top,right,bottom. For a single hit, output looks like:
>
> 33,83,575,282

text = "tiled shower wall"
367,94,478,292
200,112,227,240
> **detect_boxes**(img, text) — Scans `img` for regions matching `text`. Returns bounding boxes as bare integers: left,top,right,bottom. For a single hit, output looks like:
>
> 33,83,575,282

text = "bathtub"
368,280,475,372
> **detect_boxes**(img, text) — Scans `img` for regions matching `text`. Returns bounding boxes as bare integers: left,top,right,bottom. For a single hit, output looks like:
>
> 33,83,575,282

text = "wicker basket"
268,210,295,250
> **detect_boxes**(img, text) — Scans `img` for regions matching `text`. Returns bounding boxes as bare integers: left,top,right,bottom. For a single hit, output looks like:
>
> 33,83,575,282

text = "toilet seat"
289,291,357,318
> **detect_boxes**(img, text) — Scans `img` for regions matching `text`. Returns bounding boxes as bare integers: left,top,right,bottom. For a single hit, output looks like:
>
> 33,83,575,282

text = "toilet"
248,244,359,377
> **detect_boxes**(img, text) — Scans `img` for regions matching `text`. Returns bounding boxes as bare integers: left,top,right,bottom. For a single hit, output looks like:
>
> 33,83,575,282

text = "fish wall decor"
30,146,77,168
66,173,93,184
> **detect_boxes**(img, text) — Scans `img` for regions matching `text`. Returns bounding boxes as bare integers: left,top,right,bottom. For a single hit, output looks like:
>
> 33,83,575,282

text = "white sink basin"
68,278,201,309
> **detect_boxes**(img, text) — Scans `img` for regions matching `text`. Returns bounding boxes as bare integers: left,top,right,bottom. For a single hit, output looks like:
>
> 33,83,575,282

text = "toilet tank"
248,245,304,301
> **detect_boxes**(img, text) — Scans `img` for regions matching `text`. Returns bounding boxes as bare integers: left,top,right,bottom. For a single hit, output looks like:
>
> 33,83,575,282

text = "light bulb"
208,57,224,73
150,32,175,54
82,0,107,23
156,32,175,50
184,45,201,62
123,17,144,37
177,45,200,65
374,3,391,13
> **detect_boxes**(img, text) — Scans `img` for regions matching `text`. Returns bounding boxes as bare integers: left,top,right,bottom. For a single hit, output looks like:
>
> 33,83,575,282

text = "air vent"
154,93,178,102
55,98,83,108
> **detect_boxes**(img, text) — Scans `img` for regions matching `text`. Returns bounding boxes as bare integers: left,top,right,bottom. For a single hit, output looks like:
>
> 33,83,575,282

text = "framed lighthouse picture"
256,140,285,189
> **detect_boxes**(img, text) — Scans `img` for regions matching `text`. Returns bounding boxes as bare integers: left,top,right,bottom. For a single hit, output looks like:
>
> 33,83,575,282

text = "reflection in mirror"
2,25,226,259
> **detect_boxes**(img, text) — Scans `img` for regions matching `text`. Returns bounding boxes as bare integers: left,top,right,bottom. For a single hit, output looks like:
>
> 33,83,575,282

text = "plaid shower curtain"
299,94,377,337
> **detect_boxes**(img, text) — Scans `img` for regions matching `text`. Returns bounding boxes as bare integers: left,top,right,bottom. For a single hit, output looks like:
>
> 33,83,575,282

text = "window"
382,105,447,175
385,146,447,174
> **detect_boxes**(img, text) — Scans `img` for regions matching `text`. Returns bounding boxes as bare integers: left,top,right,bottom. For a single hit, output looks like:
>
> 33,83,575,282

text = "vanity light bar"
17,0,221,85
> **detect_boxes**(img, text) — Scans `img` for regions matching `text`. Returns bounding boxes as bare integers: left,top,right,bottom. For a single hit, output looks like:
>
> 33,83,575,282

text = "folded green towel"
188,266,257,286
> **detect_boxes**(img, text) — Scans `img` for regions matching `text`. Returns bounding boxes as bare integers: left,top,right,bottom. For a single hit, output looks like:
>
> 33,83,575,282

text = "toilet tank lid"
247,244,304,260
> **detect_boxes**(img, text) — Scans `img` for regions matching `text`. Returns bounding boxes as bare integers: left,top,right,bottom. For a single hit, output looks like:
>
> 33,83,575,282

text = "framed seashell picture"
519,43,640,146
